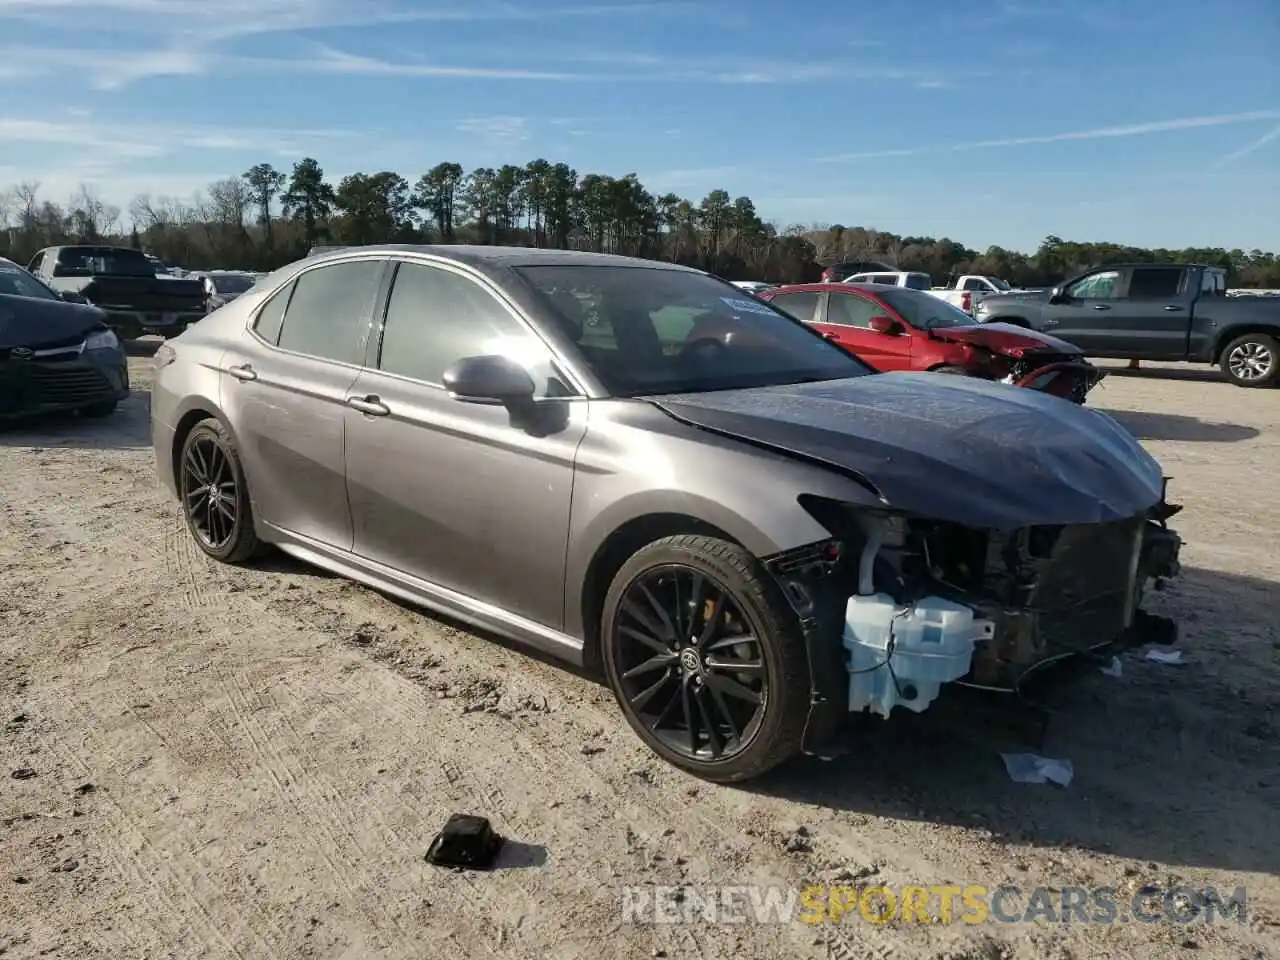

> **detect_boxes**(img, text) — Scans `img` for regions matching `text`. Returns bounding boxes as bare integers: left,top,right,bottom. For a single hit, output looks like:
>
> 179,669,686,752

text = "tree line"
2,157,1278,288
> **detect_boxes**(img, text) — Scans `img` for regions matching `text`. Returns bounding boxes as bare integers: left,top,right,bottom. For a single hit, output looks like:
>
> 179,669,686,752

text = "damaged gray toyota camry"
151,245,1183,782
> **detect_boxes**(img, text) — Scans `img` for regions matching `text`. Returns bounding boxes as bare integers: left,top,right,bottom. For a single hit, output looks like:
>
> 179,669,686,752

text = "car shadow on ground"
0,390,152,449
749,564,1279,876
1099,366,1229,384
1100,409,1261,443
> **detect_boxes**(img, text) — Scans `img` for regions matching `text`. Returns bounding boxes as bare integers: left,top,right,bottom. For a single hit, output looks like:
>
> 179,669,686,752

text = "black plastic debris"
425,814,504,870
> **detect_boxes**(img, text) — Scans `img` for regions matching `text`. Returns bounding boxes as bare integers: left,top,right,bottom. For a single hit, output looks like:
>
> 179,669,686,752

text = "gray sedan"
150,245,1183,782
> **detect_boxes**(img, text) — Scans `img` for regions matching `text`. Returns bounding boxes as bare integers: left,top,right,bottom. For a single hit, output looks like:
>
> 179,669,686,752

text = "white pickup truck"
842,270,934,290
927,275,1019,315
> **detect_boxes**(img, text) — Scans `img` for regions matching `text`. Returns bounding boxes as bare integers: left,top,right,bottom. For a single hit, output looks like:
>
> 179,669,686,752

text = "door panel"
220,258,383,549
344,259,585,629
824,292,912,370
1040,269,1123,354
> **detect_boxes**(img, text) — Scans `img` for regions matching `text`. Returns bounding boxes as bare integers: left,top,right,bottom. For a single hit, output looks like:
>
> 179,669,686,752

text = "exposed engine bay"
765,489,1183,755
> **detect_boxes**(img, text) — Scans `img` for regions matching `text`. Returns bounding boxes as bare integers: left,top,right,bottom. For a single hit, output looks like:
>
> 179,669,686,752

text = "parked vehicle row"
149,244,1183,782
0,256,131,420
759,282,1102,403
25,245,208,340
974,262,1280,387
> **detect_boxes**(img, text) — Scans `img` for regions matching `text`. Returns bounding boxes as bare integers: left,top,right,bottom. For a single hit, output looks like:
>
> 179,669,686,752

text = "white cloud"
1212,122,1280,168
820,110,1280,161
455,116,532,145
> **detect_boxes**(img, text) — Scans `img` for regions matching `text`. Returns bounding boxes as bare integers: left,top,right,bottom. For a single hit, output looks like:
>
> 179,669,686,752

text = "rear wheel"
1220,333,1279,387
600,535,810,783
178,417,261,563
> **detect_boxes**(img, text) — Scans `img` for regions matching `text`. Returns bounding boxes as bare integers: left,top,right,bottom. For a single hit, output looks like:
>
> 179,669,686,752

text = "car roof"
302,243,706,274
767,282,900,294
1093,262,1220,271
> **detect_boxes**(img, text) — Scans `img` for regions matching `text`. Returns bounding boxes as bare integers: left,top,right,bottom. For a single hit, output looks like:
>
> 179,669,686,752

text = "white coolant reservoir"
844,593,995,718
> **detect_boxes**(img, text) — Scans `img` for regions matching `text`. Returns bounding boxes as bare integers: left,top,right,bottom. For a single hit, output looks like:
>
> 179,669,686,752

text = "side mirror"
442,355,537,406
1048,285,1068,305
868,315,902,335
59,290,88,304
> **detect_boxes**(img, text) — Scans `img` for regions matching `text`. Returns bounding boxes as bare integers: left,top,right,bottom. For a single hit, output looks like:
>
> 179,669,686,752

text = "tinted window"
768,291,820,323
1127,267,1184,299
961,278,984,292
0,265,58,300
277,260,382,363
905,274,932,291
212,274,256,295
826,293,881,328
517,265,872,396
378,261,563,396
53,247,154,277
880,288,972,329
1067,270,1120,299
252,281,293,345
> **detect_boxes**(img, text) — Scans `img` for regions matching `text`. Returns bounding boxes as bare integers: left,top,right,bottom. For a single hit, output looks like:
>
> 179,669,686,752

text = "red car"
758,282,1103,403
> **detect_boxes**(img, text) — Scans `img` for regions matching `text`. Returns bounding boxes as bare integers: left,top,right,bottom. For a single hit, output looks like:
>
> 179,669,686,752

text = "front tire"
178,417,261,563
600,535,810,783
1220,333,1279,387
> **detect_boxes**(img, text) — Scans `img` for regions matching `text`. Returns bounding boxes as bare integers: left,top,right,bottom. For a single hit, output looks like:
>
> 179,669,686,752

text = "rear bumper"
102,308,206,335
0,350,129,420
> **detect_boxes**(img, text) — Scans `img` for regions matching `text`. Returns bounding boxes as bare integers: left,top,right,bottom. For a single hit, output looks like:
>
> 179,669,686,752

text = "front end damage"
764,488,1183,757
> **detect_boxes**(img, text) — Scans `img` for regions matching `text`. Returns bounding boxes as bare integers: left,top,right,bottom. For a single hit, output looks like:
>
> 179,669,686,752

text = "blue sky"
0,0,1277,253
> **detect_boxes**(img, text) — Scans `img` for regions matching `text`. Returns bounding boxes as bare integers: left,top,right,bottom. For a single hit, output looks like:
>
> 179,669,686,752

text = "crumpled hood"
652,373,1165,529
0,294,107,349
929,322,1083,358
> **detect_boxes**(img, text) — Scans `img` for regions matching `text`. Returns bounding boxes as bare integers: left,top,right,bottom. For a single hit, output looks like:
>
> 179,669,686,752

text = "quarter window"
252,281,293,345
1067,270,1120,300
377,261,563,396
768,292,820,323
276,259,383,364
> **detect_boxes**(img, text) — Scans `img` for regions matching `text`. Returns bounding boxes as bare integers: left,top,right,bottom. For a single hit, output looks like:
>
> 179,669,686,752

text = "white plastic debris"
1000,753,1074,786
1145,649,1185,665
1101,657,1123,677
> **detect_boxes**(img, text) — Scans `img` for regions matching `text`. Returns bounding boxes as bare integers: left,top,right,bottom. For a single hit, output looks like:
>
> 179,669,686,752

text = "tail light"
961,292,972,312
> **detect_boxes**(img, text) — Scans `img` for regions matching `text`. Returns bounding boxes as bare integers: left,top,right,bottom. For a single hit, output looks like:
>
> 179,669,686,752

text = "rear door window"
768,291,820,323
276,259,383,364
1127,267,1185,299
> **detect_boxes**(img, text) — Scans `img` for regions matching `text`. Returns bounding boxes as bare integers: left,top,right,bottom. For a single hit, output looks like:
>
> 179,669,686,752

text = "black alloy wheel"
178,418,261,563
601,535,809,782
614,564,768,761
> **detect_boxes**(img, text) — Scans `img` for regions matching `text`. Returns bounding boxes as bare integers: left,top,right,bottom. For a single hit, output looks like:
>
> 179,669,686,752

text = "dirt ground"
1,354,1277,960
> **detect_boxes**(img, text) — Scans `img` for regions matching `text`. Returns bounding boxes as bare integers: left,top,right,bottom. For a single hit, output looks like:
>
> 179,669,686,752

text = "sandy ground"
1,354,1277,960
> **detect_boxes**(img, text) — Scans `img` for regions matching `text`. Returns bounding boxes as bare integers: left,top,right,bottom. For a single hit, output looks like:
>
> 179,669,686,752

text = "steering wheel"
679,337,729,361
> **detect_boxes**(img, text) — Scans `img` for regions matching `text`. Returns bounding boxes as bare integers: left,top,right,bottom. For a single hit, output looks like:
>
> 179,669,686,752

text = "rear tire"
600,535,810,783
178,417,262,564
1220,333,1279,387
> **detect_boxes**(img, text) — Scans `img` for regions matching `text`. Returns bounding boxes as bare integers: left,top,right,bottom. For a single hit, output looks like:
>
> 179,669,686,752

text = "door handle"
227,363,257,381
1163,305,1182,311
346,394,390,416
1092,304,1111,311
1043,319,1059,326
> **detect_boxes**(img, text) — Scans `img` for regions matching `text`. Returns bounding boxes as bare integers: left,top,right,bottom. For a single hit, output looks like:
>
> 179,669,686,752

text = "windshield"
54,247,155,278
880,287,974,329
516,265,874,396
0,264,58,300
212,274,255,294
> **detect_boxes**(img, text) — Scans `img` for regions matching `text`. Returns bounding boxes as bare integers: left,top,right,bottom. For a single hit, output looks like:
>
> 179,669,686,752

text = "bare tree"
68,184,120,240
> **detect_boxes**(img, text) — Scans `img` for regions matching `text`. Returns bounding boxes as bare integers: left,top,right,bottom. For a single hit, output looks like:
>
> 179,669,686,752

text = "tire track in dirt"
35,721,268,959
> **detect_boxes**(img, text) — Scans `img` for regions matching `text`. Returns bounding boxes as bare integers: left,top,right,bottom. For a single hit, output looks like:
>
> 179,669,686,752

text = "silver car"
151,245,1183,782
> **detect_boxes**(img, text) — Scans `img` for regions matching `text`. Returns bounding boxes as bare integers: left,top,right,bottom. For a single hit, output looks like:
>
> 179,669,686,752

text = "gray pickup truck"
974,262,1280,387
26,245,207,340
